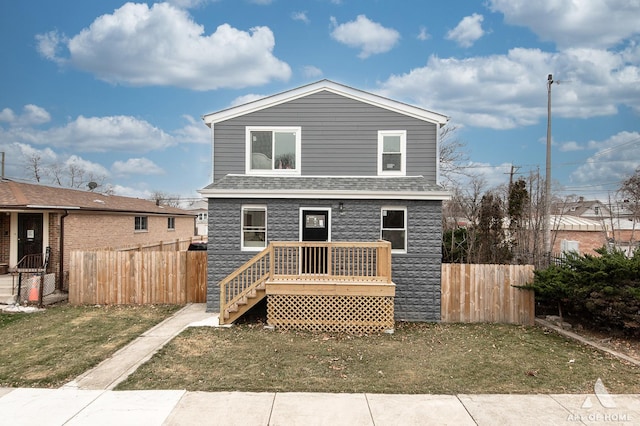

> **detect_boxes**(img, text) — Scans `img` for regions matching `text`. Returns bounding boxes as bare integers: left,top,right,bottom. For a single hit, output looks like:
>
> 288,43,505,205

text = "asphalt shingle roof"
0,179,193,216
201,175,449,200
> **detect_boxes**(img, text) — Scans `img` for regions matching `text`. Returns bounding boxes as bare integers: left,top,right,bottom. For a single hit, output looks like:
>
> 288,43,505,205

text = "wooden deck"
219,241,395,333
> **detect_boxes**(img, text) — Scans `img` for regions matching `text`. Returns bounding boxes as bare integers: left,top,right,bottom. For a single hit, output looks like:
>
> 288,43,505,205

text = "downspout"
58,210,69,291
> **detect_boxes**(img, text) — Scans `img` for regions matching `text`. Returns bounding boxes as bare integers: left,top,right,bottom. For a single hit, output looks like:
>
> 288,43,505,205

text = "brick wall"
207,198,442,321
552,230,608,256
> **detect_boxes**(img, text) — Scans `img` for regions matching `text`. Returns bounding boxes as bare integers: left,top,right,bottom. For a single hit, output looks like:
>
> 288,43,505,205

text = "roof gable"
202,80,449,127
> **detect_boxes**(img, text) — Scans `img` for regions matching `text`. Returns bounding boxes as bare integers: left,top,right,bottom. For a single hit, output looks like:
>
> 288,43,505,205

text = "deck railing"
218,240,392,323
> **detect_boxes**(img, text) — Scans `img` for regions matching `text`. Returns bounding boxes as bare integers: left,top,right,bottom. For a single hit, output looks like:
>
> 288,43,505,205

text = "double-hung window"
242,205,267,251
246,127,301,174
378,130,406,175
135,216,148,232
381,207,407,253
167,217,175,230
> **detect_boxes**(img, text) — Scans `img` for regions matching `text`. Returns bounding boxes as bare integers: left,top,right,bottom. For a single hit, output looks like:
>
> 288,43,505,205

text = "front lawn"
0,304,180,388
117,322,640,394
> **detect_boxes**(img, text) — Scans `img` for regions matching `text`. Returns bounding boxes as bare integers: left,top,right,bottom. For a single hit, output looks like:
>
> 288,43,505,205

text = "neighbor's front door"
301,209,330,274
17,213,43,262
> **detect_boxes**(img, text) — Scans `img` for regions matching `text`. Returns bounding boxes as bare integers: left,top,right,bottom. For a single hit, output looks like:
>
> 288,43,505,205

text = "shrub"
524,247,640,336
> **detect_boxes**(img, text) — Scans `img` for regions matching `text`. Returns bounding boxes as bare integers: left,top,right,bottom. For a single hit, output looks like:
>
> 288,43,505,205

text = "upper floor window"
246,126,301,174
378,130,406,175
135,216,148,232
167,217,175,230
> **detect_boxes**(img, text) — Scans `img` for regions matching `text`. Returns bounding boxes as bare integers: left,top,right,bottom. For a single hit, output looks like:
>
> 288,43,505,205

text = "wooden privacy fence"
441,263,535,325
68,250,207,305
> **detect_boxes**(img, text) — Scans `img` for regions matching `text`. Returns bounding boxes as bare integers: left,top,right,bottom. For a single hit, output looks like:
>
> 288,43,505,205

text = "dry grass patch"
0,304,180,388
118,322,640,394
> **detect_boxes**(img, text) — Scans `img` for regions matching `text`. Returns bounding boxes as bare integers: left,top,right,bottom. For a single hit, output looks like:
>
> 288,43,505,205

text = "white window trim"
245,126,302,175
241,204,267,252
134,216,148,232
377,130,407,176
380,206,407,254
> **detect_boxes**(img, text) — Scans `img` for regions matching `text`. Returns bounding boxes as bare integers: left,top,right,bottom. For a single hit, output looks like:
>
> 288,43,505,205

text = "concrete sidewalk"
0,387,638,425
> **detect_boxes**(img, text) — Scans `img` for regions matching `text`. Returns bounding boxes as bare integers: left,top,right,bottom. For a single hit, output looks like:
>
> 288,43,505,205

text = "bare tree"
618,167,640,254
23,152,43,182
439,124,470,187
150,191,182,208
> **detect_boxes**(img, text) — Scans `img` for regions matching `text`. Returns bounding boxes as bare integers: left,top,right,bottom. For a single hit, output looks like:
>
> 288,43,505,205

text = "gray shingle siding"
213,91,438,182
207,198,442,322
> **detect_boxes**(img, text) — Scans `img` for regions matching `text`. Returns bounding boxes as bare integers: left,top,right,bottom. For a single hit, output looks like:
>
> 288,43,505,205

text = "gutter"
59,210,69,291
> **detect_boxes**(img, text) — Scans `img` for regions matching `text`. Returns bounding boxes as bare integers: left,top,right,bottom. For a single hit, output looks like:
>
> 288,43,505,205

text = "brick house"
0,179,196,290
199,80,450,324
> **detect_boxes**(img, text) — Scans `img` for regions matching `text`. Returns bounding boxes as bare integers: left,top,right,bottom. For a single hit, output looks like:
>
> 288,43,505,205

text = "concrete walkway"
1,303,638,425
64,303,216,390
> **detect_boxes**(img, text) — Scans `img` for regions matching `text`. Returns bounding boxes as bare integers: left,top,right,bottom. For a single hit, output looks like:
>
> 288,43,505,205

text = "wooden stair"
223,281,266,323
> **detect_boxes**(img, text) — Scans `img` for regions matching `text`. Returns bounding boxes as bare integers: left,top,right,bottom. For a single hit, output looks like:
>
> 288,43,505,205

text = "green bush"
524,247,640,336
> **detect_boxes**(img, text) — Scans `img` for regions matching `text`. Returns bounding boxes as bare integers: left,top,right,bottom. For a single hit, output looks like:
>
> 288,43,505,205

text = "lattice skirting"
267,294,394,334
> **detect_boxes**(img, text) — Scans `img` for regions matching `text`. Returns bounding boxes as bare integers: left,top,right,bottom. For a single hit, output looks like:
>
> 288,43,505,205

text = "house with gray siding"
199,80,449,324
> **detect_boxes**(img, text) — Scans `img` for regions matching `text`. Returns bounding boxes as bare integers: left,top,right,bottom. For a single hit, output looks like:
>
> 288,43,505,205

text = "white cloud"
302,65,323,78
172,115,210,144
488,0,640,49
292,11,310,24
108,184,153,199
446,13,485,48
0,105,51,126
570,131,640,188
229,93,266,107
36,2,291,90
35,31,67,65
0,113,175,153
64,155,110,178
559,141,583,152
112,158,165,176
378,47,640,129
330,15,400,59
166,0,216,8
417,26,430,41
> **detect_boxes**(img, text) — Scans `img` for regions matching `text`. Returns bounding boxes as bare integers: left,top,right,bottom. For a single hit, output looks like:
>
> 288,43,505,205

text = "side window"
246,127,301,174
378,130,406,175
167,217,175,230
242,205,267,251
381,207,407,253
135,216,148,232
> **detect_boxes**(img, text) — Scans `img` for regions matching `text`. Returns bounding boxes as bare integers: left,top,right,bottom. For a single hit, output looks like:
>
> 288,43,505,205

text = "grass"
0,304,180,388
117,322,640,394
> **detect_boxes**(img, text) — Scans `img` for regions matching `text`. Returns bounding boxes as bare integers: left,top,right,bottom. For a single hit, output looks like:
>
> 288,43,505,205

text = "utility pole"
544,74,555,258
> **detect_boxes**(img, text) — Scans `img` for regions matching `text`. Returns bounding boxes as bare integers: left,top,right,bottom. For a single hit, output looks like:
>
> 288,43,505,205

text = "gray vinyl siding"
212,91,438,182
207,198,442,322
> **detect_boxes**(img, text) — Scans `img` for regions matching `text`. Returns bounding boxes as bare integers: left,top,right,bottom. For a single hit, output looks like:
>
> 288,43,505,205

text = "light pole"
544,74,554,258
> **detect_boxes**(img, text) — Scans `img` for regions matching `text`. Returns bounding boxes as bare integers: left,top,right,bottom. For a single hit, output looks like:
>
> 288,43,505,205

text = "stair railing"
219,245,272,322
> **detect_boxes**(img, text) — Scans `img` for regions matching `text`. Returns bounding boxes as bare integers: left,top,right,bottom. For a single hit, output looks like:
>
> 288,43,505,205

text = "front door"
18,213,43,261
301,209,330,274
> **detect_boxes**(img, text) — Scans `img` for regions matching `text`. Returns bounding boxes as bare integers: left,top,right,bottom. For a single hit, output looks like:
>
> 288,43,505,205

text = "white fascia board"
202,80,449,126
198,188,451,201
26,205,80,210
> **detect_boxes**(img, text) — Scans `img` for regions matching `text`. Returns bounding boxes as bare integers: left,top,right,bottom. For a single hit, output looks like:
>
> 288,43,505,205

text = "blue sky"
1,0,639,202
